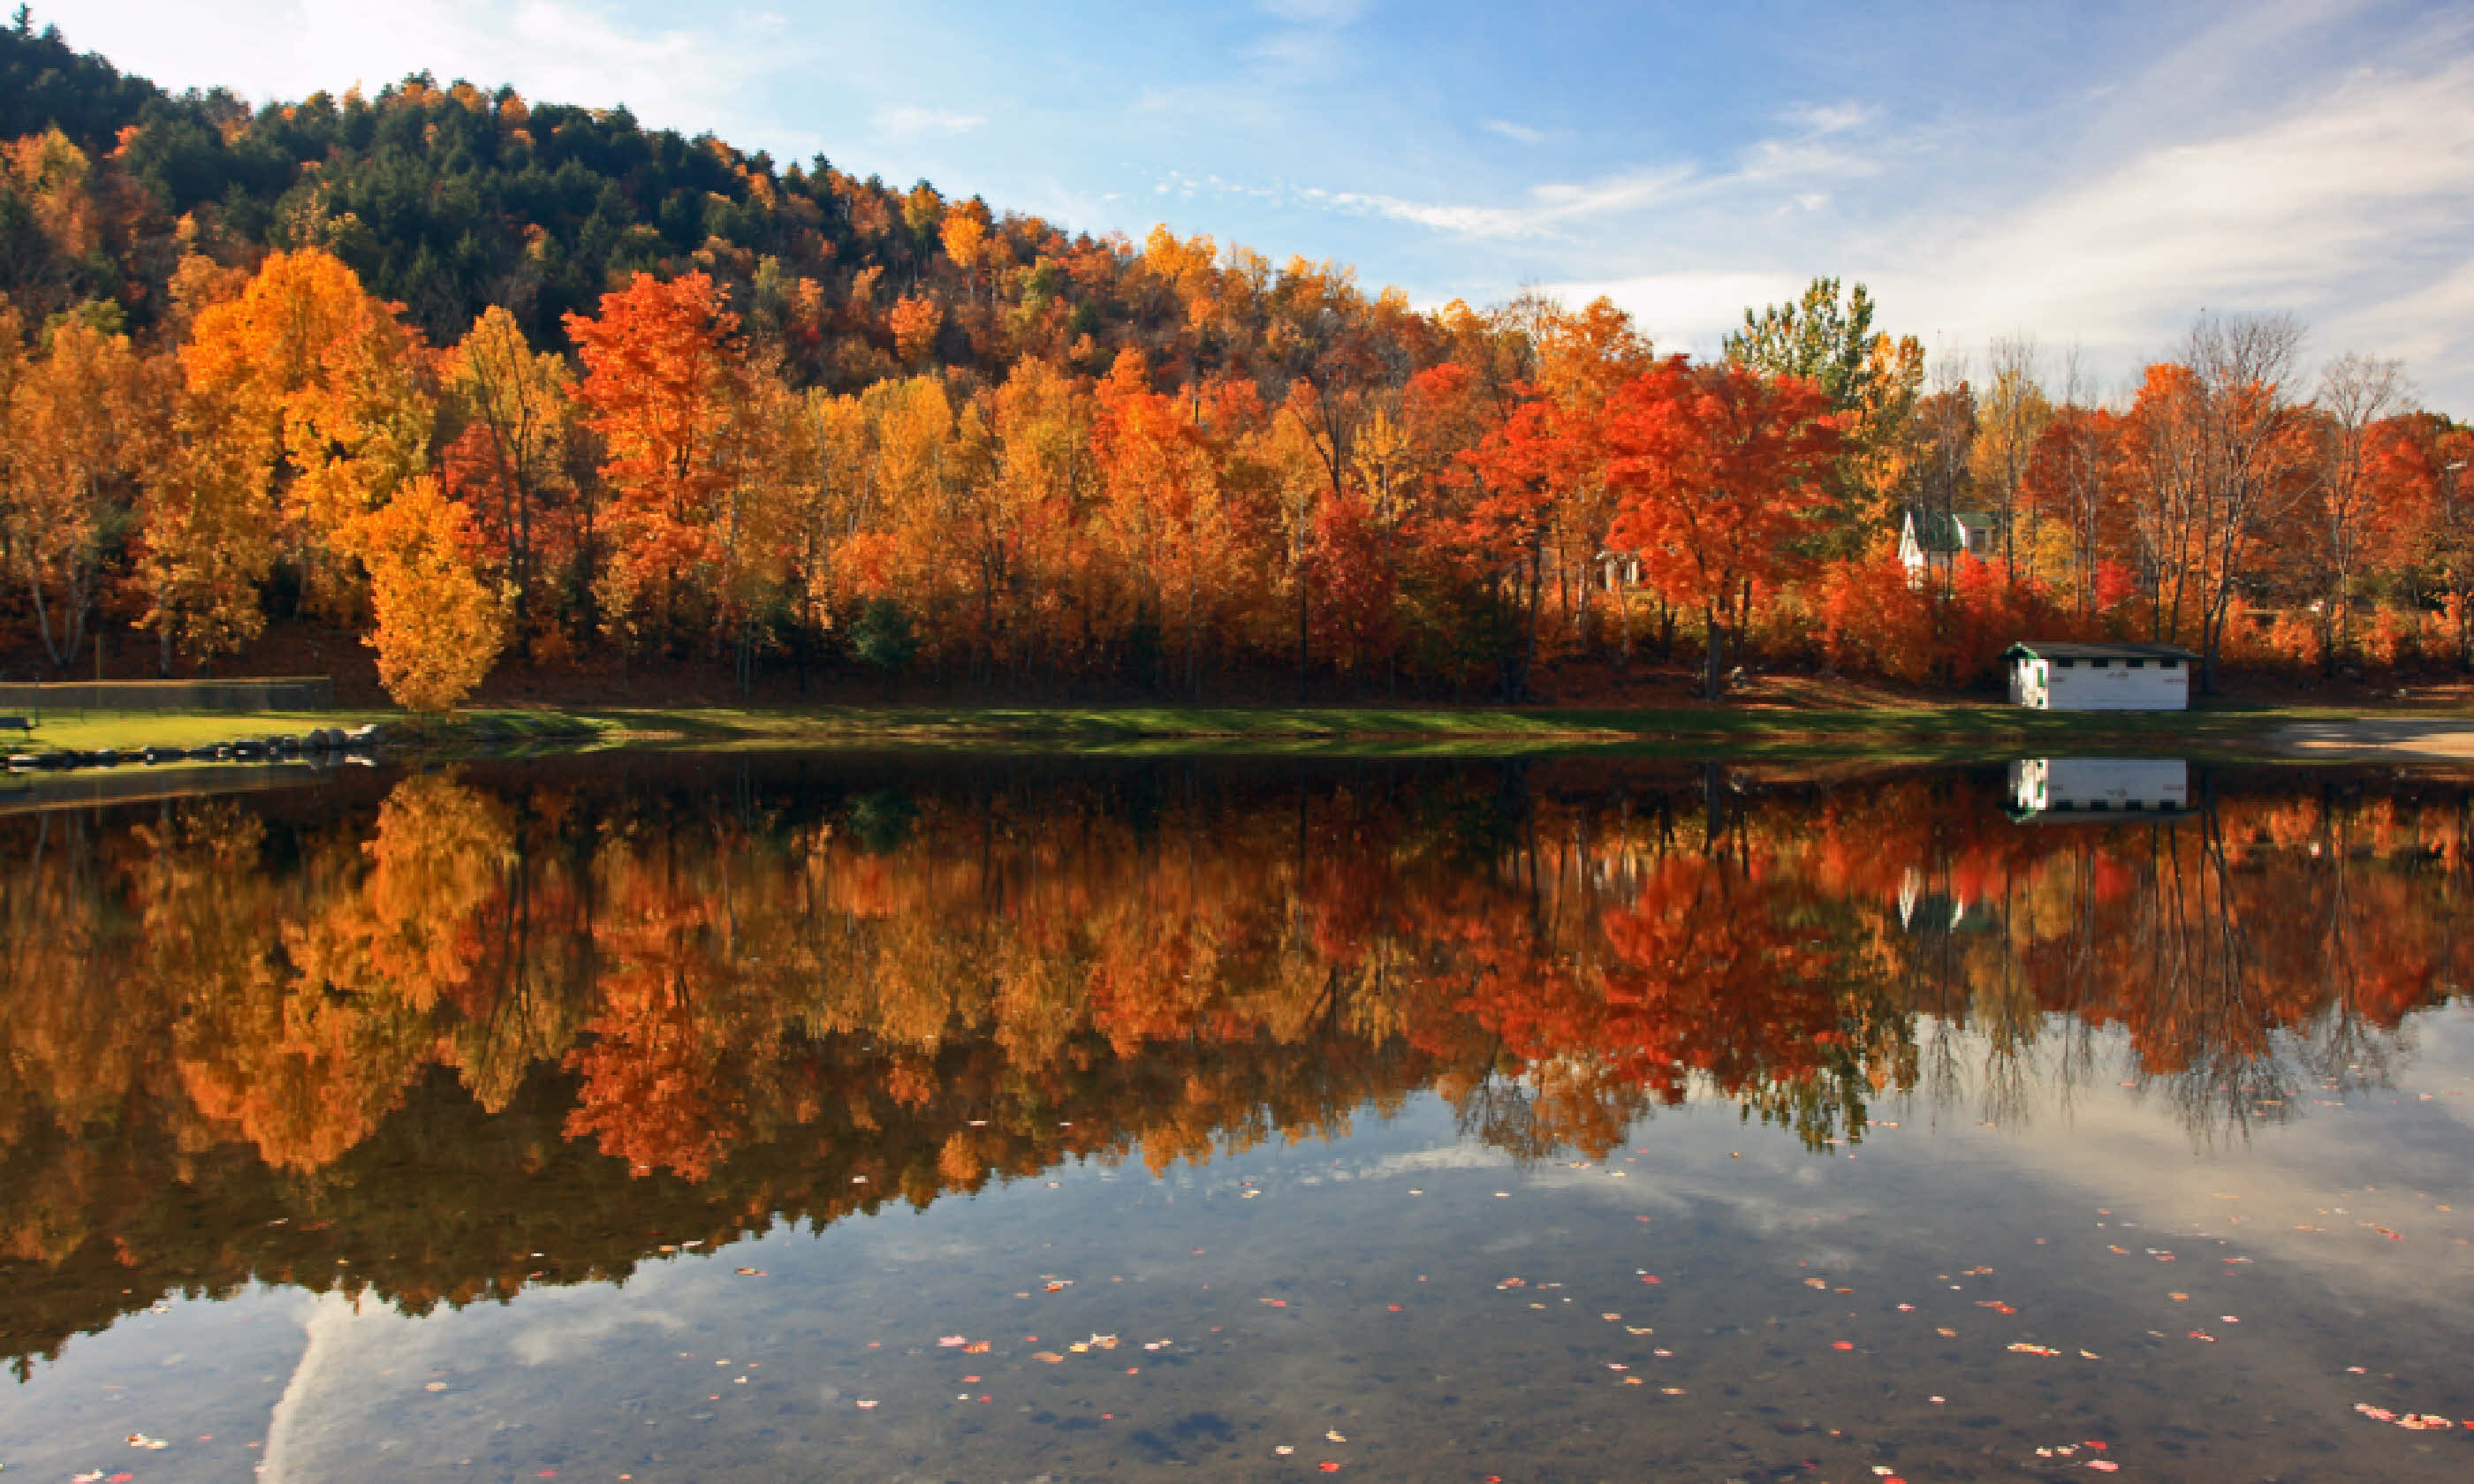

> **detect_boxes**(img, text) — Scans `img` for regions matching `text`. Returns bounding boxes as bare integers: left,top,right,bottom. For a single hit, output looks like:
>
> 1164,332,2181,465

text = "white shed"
2004,641,2197,711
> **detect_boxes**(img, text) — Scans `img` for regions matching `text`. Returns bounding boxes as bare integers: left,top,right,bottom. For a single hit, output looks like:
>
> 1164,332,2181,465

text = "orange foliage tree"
1604,358,1840,698
564,271,750,652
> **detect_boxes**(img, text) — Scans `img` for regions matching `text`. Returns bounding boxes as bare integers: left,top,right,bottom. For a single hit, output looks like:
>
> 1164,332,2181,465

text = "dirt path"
2275,716,2474,760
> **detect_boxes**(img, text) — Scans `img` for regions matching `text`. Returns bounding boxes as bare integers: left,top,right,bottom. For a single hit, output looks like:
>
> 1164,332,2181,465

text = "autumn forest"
4,19,2472,711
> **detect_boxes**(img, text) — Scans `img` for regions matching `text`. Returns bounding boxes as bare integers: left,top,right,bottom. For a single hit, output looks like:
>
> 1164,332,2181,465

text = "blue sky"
61,0,2474,408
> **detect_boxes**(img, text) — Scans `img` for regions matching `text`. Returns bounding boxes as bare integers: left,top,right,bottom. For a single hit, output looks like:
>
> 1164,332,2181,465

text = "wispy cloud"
80,0,796,155
1537,270,1809,346
1257,0,1364,24
1250,0,1364,75
874,105,989,138
1168,162,1706,241
1892,51,2474,362
1276,110,1864,244
1778,101,1874,135
1482,118,1548,145
1539,42,2474,393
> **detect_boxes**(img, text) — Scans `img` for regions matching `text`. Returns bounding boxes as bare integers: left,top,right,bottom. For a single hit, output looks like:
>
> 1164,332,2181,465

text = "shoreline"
2272,716,2474,761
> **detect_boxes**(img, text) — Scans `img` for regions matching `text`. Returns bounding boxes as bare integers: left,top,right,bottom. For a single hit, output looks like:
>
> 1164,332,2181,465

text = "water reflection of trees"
0,761,2466,1375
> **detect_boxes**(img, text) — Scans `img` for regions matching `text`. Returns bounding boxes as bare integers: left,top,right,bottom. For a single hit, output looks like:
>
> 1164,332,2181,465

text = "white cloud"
1321,190,1541,238
1259,0,1364,20
1778,102,1874,135
67,0,785,146
1286,102,1875,246
1541,271,1808,349
1415,36,2474,405
1248,0,1365,75
1483,118,1548,145
1882,53,2474,374
874,105,989,138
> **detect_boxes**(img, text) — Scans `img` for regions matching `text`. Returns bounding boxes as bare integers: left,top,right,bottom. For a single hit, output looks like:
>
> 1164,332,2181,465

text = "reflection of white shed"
2007,758,2190,821
2005,641,2197,710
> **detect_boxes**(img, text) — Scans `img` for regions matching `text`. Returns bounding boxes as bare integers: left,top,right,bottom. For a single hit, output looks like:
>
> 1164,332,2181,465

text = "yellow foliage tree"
357,478,506,714
180,247,433,614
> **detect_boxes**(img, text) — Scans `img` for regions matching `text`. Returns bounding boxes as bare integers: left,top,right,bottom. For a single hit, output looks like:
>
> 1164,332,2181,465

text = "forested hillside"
2,12,2467,710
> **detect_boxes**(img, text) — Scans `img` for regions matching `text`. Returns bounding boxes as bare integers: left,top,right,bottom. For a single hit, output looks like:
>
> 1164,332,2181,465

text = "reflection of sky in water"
4,1012,2467,1482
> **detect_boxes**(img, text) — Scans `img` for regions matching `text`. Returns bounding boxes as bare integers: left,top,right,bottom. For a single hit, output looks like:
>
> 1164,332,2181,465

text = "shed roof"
2002,640,2200,662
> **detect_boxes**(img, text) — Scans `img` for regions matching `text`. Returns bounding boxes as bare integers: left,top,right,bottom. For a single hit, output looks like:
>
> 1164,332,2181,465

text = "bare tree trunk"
1704,601,1723,700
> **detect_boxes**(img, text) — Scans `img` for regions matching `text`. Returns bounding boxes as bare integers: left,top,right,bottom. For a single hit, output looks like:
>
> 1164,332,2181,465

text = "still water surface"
0,754,2469,1482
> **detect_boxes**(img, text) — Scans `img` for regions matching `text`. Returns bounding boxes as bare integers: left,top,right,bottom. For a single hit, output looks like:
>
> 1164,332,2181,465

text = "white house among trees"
1898,509,2000,580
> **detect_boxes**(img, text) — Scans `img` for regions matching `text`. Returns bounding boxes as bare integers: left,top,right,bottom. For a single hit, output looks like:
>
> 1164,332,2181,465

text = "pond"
0,753,2468,1482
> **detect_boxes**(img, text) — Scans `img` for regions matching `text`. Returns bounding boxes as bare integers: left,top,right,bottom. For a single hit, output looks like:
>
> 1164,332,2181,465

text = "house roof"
1905,510,1999,552
2002,641,2201,662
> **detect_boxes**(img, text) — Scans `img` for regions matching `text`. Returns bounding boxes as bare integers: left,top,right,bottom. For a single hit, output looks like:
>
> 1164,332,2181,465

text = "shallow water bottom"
7,1025,2470,1484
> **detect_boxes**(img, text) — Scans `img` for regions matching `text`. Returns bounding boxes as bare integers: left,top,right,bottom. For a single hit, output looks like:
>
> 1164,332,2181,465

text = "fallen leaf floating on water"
2009,1344,2062,1357
2358,1404,2456,1430
937,1336,968,1347
1033,1352,1064,1364
2087,1463,2121,1473
1325,1431,1347,1442
733,1268,765,1276
854,1400,878,1410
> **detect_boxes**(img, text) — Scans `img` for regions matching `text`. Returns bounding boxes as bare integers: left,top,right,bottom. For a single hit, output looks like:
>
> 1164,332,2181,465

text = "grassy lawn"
4,709,398,754
4,698,2454,762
